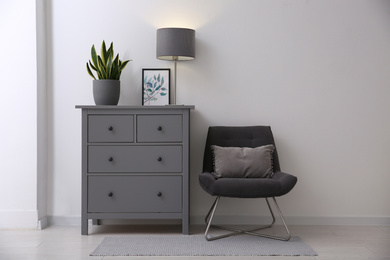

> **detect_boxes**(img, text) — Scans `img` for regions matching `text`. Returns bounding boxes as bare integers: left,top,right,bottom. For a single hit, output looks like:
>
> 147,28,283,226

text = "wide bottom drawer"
88,176,182,213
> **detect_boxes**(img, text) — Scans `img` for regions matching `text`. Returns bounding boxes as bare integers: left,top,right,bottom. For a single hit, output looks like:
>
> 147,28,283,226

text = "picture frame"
142,69,170,105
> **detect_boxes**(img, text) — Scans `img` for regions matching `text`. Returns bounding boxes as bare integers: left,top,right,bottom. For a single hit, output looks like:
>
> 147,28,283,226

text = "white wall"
2,0,389,228
46,0,390,225
0,0,39,228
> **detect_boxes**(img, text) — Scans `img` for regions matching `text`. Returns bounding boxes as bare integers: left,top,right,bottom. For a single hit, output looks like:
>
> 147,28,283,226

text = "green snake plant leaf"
119,60,130,72
111,66,119,79
113,54,119,67
88,61,97,71
101,40,107,66
111,54,120,79
86,63,96,80
105,42,114,70
91,45,98,69
106,52,113,79
108,42,114,60
98,56,107,79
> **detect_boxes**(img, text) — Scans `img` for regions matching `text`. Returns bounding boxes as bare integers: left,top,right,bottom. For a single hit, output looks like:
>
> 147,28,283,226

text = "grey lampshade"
156,28,195,61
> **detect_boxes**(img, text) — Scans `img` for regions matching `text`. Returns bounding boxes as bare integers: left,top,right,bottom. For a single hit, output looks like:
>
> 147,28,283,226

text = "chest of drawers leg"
76,106,194,235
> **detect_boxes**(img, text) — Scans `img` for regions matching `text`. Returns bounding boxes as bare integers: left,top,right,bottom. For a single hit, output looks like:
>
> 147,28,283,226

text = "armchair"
199,126,297,241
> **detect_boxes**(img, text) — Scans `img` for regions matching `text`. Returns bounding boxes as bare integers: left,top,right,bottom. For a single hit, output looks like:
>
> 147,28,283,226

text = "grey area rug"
91,235,317,256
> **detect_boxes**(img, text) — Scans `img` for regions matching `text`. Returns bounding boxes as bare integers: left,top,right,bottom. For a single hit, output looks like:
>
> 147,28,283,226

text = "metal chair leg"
204,196,291,241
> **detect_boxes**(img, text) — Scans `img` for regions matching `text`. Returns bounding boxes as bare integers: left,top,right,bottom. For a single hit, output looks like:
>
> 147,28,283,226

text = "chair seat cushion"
199,171,297,198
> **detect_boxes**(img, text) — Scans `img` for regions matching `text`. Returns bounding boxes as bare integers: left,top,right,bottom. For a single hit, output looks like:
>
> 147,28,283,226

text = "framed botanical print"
142,69,170,105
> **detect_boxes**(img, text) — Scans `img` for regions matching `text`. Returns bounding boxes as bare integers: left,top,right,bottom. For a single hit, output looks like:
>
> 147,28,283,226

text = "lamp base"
172,59,177,105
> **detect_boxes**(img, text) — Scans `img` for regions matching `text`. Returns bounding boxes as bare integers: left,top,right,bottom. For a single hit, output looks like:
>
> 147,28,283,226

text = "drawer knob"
108,192,113,197
157,192,162,197
157,157,162,162
157,126,162,131
108,126,113,131
108,157,113,162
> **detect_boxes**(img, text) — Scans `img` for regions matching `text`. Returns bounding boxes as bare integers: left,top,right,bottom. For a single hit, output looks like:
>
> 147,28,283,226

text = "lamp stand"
172,57,178,105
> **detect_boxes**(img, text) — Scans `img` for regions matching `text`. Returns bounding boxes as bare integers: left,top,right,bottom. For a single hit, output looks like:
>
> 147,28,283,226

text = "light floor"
0,224,389,260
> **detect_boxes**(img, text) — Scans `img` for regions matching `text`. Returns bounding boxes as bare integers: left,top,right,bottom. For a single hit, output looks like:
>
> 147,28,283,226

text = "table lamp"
156,28,195,104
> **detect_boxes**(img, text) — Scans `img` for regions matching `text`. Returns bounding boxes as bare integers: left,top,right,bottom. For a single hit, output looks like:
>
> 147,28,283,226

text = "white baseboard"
284,216,390,226
47,215,390,227
47,215,81,226
191,215,390,226
0,210,39,229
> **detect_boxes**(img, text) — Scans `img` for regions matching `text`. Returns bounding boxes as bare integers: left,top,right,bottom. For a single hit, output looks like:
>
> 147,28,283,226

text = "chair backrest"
202,126,281,173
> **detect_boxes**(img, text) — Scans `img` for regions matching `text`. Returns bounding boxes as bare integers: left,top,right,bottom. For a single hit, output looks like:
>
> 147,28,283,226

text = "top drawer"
137,115,182,143
88,115,134,143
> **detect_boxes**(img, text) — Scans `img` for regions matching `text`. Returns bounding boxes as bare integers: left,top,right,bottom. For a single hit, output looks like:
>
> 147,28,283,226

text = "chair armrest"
271,171,298,196
199,172,217,195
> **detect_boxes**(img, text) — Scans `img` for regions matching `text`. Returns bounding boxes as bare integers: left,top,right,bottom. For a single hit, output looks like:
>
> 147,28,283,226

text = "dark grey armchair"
199,126,297,241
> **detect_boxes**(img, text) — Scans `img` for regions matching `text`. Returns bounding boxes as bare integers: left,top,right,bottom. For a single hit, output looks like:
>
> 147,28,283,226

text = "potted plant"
86,41,131,105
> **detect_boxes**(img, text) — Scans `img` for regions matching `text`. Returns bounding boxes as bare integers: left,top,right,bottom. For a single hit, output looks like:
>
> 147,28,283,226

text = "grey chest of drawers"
76,105,194,235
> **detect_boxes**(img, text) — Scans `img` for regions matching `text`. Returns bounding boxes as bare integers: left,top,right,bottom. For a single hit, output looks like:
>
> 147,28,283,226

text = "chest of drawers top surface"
76,105,195,110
